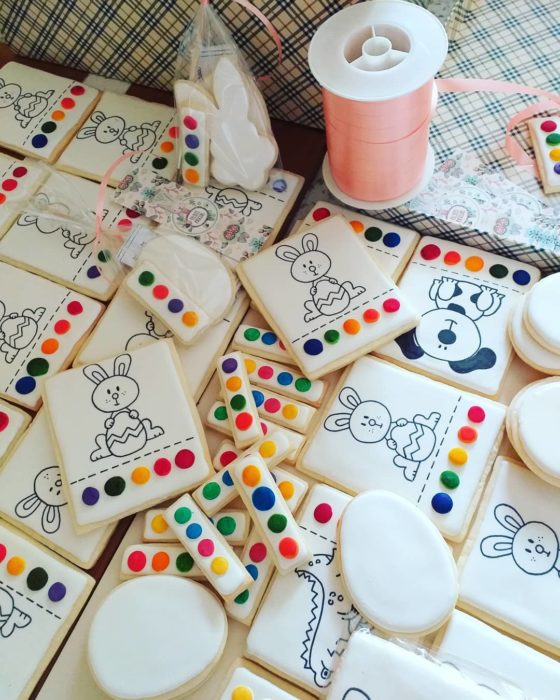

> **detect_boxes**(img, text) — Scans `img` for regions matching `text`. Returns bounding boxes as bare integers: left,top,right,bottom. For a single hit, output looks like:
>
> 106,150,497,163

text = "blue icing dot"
512,269,530,286
252,390,265,407
383,232,401,248
272,178,287,192
31,134,48,149
15,376,36,395
303,338,323,356
185,134,199,148
246,564,259,580
186,523,202,539
222,470,233,486
252,486,275,511
431,493,453,514
261,331,277,346
555,163,560,175
277,371,293,386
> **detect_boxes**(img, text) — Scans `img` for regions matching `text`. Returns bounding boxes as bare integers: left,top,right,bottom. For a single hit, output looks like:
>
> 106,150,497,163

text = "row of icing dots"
14,300,85,396
181,112,203,185
212,403,269,435
243,356,314,396
431,405,486,515
86,209,143,280
540,119,560,172
0,542,66,601
80,448,196,506
311,206,402,248
303,299,401,357
31,84,87,150
115,207,142,233
241,327,287,351
220,356,256,433
0,164,29,205
152,123,179,171
126,547,197,574
137,268,199,326
419,243,531,285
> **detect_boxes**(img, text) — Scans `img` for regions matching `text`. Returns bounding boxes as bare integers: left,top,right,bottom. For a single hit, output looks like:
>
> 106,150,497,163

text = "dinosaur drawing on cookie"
0,301,45,364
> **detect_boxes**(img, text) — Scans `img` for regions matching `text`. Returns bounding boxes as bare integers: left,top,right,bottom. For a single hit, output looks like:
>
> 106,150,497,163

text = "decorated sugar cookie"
44,340,212,531
144,508,250,546
0,398,30,466
88,577,227,699
247,484,369,694
509,296,560,374
339,491,458,635
377,236,540,396
529,116,560,194
0,521,93,700
212,439,240,470
243,353,326,406
218,659,315,700
0,410,114,568
458,456,560,654
74,286,249,402
0,262,102,410
121,543,204,580
300,356,506,542
523,272,560,354
232,323,293,363
300,201,419,280
0,62,99,162
434,610,560,700
237,216,418,378
57,91,178,184
251,387,317,434
0,155,46,236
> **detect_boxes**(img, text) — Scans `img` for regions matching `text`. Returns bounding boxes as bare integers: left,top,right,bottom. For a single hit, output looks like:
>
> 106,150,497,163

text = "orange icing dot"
242,465,261,487
278,480,295,500
343,319,361,335
226,376,242,392
152,551,170,571
182,311,198,327
52,110,65,121
131,466,150,484
350,220,364,233
465,256,484,272
7,556,25,575
185,169,199,184
41,338,59,354
160,141,174,153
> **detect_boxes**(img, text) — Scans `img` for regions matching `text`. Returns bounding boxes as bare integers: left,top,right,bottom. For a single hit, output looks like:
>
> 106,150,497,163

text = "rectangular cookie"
218,659,315,700
250,386,317,434
0,155,46,236
120,543,204,580
144,508,250,546
0,398,30,466
243,353,327,406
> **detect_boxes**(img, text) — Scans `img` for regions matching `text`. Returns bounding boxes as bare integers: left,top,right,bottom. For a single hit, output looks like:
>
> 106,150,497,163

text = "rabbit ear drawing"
480,534,513,559
301,232,318,253
339,386,361,410
83,364,109,385
494,504,525,533
15,493,42,519
114,354,131,377
324,412,351,432
276,244,300,263
42,505,62,534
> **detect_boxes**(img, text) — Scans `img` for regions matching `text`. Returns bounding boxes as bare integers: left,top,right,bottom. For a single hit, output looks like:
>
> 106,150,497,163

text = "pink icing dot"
382,298,400,313
263,398,281,413
183,115,198,129
467,406,486,423
313,207,330,221
198,539,214,557
70,85,86,96
314,503,333,524
258,365,274,380
541,120,557,133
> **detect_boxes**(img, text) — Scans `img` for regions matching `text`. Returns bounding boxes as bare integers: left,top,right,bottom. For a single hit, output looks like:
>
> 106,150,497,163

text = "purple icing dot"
554,163,560,175
82,487,99,506
221,357,238,373
48,582,66,602
87,266,101,279
185,134,199,149
168,298,184,313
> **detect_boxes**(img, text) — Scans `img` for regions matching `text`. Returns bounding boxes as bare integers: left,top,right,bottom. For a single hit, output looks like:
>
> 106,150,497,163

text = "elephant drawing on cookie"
395,277,504,374
324,387,440,482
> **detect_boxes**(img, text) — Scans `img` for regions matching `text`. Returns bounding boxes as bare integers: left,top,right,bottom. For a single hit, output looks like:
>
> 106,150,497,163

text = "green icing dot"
216,515,236,536
324,329,340,344
174,507,192,524
27,358,49,376
489,264,508,279
176,552,194,572
98,249,111,263
295,377,311,393
230,394,246,411
267,514,287,533
202,482,221,501
244,327,261,341
234,589,250,605
214,405,228,421
546,133,560,145
138,270,155,286
364,226,383,242
440,470,460,489
185,152,199,166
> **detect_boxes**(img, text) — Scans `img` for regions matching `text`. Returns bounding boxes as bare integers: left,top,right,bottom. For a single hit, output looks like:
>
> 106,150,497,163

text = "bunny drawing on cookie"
83,353,164,462
276,233,365,323
325,387,440,482
480,504,560,577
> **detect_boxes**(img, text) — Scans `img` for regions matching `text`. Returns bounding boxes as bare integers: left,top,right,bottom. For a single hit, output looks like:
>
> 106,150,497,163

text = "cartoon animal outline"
276,233,365,323
342,690,372,700
83,353,164,461
296,549,364,688
395,276,504,374
0,78,54,128
76,111,161,163
0,301,45,364
324,386,440,482
15,466,67,534
124,311,172,351
0,586,31,638
205,185,262,217
480,503,560,577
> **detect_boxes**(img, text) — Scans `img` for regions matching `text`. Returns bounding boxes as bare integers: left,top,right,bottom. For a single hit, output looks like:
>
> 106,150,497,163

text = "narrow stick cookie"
529,116,560,195
243,353,327,406
232,323,293,363
120,543,204,580
144,508,250,546
250,386,317,434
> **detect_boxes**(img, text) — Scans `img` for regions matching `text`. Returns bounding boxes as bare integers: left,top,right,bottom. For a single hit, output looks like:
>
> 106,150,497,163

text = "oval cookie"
524,274,560,354
338,491,458,635
88,576,227,699
509,297,560,374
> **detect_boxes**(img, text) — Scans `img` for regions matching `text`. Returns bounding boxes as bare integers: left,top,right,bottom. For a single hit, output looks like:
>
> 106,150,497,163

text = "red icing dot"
420,243,441,260
0,193,5,204
312,207,330,221
153,285,169,300
444,251,461,265
54,320,70,334
219,450,238,468
278,537,299,559
183,115,198,129
279,340,286,350
314,503,333,524
249,542,267,563
363,308,380,323
154,457,172,476
198,539,214,557
70,85,85,96
66,301,83,315
236,412,253,430
264,398,281,413
125,208,141,218
382,298,400,313
175,449,195,469
261,422,268,435
541,120,557,132
61,97,75,109
117,218,133,231
12,166,27,178
168,125,179,138
2,179,17,192
0,544,6,563
458,425,478,443
467,406,486,423
258,366,274,380
127,550,147,572
0,411,9,432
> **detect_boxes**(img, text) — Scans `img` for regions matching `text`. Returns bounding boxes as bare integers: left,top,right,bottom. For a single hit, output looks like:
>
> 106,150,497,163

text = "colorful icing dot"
235,412,253,431
244,327,260,341
31,134,48,149
7,556,25,576
2,179,16,191
420,243,440,260
444,251,461,265
211,556,229,575
244,358,257,374
198,539,214,557
232,687,253,700
312,207,330,221
87,265,101,279
546,133,560,145
258,365,274,380
364,226,382,242
324,329,340,344
15,376,36,395
153,457,172,476
383,298,400,313
61,97,75,109
127,550,147,572
363,308,380,323
67,300,83,315
183,115,198,129
185,134,199,149
230,394,247,411
41,122,56,134
48,582,66,602
259,440,277,459
448,447,468,466
513,270,530,286
214,405,228,421
152,551,170,572
220,450,238,468
268,514,287,533
234,590,250,605
249,542,267,562
458,426,478,443
549,148,560,161
151,514,168,534
131,466,150,485
246,564,258,581
175,449,195,469
278,480,295,501
186,523,202,539
264,397,281,414
242,465,261,487
252,486,275,511
343,319,361,335
176,552,194,572
203,482,221,500
294,377,311,393
174,507,192,524
160,141,174,153
222,357,238,373
262,332,277,346
168,125,179,138
27,567,48,591
104,476,126,496
168,298,184,313
272,178,287,192
12,166,27,178
278,537,299,559
27,358,49,376
489,264,508,279
432,492,453,514
99,249,113,263
0,544,5,563
216,516,236,536
153,284,169,300
152,157,168,170
350,220,364,233
138,270,154,286
185,152,199,166
440,471,460,489
540,120,557,132
0,412,8,432
467,406,486,423
184,169,200,184
274,371,291,387
82,487,99,506
52,110,65,121
282,404,299,420
54,319,70,334
304,338,323,355
465,256,484,272
314,502,333,524
0,193,5,204
383,232,401,248
226,376,242,392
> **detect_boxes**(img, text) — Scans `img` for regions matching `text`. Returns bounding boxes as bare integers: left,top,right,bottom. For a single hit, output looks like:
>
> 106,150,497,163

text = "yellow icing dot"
226,376,242,392
259,440,277,459
448,447,468,466
151,514,168,534
231,686,253,700
242,465,261,487
282,404,299,420
278,480,295,500
131,466,150,484
211,556,229,575
244,358,257,374
182,311,198,327
550,148,560,162
7,556,25,576
465,256,484,272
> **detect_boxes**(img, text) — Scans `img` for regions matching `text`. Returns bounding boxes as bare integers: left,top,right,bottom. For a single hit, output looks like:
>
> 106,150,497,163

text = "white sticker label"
116,224,157,267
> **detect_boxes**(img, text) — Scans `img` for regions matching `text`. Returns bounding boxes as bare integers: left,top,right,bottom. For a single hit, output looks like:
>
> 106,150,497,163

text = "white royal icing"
243,353,326,406
509,296,560,373
218,664,302,700
529,117,560,194
0,398,29,465
0,155,46,236
232,324,293,364
250,386,317,434
524,272,560,354
120,543,204,580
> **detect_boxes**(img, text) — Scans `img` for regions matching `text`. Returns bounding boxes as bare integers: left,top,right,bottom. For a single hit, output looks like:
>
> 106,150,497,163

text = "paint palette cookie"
458,456,560,654
529,116,560,194
44,340,212,531
300,356,506,542
74,286,249,401
377,237,540,396
299,201,419,279
237,216,418,379
247,484,369,695
0,62,99,162
0,398,30,466
218,660,315,700
57,91,177,184
509,296,560,374
0,411,114,568
0,522,93,700
0,155,46,236
0,262,103,410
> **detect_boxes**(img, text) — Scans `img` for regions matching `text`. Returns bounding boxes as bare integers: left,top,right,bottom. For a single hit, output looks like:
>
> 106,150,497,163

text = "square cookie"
0,411,114,568
0,171,144,300
218,659,315,700
44,340,213,531
458,456,560,654
0,521,94,700
376,237,540,396
299,357,506,542
237,216,418,379
0,399,30,466
246,484,369,695
0,155,46,236
0,262,103,410
0,62,99,162
299,201,419,280
74,286,249,401
57,91,177,184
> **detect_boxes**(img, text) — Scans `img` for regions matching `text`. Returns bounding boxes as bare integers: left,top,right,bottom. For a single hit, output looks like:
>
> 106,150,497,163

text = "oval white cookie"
338,491,458,635
524,273,560,354
509,296,560,374
88,576,227,699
